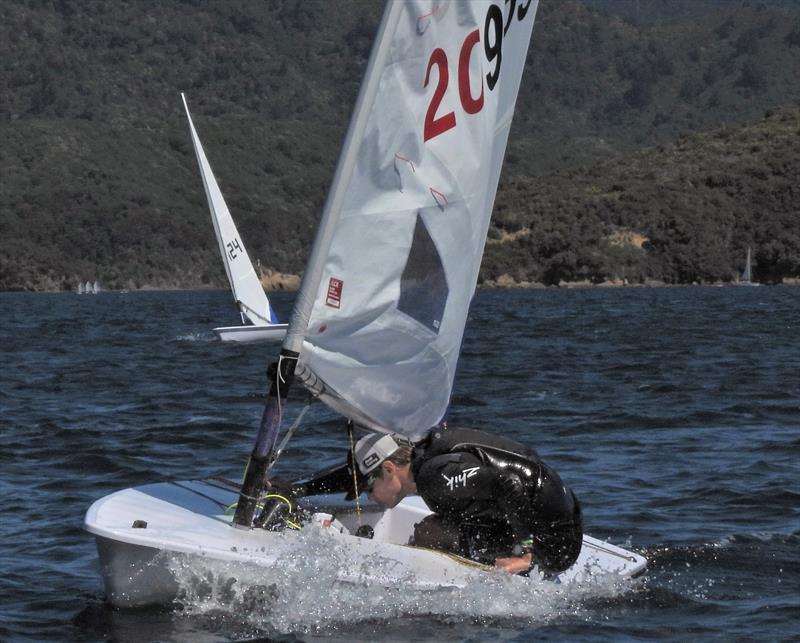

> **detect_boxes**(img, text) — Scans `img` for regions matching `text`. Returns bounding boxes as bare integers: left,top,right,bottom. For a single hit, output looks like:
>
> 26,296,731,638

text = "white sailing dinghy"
86,0,645,608
182,93,288,342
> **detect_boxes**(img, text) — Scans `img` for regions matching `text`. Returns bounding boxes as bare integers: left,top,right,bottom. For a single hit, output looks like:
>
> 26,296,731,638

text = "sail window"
398,214,449,333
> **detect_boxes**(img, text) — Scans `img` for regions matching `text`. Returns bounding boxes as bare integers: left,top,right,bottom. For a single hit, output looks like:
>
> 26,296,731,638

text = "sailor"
348,426,583,576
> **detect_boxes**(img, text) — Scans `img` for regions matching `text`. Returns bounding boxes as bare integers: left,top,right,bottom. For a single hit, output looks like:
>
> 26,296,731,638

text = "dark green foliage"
1,0,799,290
482,108,800,286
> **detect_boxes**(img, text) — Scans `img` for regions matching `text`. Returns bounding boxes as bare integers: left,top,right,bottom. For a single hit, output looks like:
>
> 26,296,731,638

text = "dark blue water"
1,287,798,641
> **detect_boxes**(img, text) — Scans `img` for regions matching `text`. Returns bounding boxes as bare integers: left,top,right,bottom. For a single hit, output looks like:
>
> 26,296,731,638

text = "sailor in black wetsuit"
297,426,583,575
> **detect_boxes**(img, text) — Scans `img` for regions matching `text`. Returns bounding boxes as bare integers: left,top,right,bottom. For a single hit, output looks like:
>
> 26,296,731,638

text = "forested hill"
482,106,800,286
1,0,799,291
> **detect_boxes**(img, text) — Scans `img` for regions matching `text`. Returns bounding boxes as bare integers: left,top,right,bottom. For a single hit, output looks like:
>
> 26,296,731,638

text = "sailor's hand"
494,553,532,574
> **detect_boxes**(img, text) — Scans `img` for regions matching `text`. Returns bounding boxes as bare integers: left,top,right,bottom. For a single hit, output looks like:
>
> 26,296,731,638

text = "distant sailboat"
735,246,760,287
181,93,288,343
91,281,100,294
77,282,85,295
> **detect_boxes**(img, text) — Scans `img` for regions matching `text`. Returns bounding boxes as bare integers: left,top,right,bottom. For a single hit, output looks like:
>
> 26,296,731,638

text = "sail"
742,247,752,283
181,94,278,326
293,1,538,439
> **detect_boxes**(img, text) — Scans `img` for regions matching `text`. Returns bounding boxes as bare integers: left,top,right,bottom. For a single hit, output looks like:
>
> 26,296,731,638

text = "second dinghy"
182,94,288,342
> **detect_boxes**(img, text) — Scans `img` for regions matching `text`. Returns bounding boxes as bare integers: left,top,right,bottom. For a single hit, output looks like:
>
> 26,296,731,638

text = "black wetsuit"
411,427,583,574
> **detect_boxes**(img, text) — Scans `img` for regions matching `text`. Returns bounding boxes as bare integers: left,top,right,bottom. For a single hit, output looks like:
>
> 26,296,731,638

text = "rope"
268,400,310,470
347,421,363,527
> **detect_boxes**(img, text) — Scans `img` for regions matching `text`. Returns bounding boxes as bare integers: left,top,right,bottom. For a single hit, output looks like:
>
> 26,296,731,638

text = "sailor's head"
348,432,414,507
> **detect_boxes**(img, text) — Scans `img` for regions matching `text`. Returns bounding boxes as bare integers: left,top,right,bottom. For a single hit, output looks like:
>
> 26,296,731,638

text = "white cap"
354,433,401,475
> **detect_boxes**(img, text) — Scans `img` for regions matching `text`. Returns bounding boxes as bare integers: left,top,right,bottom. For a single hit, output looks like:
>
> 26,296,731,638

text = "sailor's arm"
492,469,537,571
418,457,537,573
289,461,353,497
414,452,492,509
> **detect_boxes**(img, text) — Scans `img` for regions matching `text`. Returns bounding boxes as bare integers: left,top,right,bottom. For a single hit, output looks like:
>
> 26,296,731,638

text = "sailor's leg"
412,514,462,552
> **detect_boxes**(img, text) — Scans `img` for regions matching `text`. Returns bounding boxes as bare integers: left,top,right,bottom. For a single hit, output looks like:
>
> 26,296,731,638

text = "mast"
232,0,405,528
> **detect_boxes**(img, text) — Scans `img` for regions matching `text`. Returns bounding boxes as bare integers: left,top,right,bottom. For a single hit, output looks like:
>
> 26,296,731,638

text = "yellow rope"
403,544,494,571
225,493,300,530
347,422,363,527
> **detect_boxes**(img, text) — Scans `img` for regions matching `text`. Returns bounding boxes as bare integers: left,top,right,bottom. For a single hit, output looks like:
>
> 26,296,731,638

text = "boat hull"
85,478,647,608
213,324,288,343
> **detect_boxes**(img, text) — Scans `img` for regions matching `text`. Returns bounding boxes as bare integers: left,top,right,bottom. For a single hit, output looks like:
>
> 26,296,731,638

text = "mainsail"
294,0,539,439
235,0,539,527
182,94,278,327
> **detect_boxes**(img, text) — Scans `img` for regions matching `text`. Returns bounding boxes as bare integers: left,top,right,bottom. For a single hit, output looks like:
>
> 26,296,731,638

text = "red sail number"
458,29,484,114
423,28,484,142
423,48,455,142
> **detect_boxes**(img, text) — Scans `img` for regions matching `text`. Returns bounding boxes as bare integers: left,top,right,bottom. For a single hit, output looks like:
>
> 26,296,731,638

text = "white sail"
742,247,752,283
292,1,538,439
181,94,278,327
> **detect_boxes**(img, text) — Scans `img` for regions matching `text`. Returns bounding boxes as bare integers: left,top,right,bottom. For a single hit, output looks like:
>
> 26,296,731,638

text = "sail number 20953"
423,0,532,142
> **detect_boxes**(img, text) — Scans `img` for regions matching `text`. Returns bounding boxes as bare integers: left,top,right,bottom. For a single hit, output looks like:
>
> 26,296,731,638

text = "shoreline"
4,276,799,294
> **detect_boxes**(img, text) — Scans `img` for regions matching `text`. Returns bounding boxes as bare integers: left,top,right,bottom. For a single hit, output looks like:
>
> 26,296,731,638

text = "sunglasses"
363,470,379,493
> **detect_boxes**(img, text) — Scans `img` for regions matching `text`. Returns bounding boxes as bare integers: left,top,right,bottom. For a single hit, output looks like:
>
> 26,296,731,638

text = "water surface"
1,287,797,641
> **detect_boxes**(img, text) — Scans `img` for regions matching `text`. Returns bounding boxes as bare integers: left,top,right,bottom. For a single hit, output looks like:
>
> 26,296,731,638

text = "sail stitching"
429,187,448,210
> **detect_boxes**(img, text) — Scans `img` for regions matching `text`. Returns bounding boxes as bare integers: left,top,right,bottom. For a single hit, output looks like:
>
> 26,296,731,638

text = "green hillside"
1,0,799,290
483,106,800,285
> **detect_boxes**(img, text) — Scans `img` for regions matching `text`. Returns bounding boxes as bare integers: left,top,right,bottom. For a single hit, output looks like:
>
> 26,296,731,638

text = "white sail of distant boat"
735,246,759,286
77,282,85,295
84,281,92,294
181,93,287,342
86,1,645,609
92,281,100,294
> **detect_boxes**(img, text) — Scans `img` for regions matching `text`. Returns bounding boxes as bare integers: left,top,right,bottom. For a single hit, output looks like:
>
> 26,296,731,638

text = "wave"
169,527,639,637
175,332,215,342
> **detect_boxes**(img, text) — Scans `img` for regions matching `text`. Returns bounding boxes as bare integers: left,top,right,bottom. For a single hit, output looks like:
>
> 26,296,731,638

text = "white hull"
85,478,646,608
213,324,288,343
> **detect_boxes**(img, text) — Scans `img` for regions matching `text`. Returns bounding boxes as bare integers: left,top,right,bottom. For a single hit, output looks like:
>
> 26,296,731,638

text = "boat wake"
168,525,638,636
175,332,215,342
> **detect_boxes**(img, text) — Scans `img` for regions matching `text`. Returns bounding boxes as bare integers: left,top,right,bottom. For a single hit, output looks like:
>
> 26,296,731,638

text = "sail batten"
284,1,538,440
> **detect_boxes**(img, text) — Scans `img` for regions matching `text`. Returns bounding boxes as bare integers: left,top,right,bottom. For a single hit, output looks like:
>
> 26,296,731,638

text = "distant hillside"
581,0,800,25
1,0,800,290
483,106,800,285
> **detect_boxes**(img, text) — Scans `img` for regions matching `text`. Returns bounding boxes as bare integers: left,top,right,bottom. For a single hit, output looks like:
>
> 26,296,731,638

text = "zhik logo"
442,467,480,491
